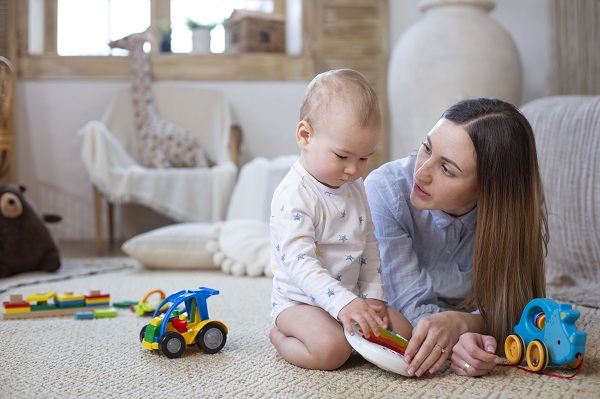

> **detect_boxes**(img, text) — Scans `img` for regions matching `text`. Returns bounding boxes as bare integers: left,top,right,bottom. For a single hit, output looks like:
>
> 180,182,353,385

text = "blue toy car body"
505,298,586,372
139,287,228,359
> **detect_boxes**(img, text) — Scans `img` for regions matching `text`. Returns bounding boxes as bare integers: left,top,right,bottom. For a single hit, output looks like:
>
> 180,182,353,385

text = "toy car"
504,298,586,372
139,287,227,359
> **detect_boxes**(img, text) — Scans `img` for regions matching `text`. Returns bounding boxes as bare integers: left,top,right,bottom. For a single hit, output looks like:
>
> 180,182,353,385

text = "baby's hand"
338,298,385,339
364,298,388,328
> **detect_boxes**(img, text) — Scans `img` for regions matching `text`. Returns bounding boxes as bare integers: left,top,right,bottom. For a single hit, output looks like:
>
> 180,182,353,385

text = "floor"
59,240,126,258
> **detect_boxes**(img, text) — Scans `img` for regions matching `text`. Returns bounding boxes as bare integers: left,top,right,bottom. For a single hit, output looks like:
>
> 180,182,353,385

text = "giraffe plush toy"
109,32,210,168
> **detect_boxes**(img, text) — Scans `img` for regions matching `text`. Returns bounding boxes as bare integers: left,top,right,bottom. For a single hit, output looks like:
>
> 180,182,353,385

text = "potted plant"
186,18,217,54
156,20,172,52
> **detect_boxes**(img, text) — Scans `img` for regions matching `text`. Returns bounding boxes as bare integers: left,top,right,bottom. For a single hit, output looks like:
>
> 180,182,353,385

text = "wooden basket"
225,10,285,53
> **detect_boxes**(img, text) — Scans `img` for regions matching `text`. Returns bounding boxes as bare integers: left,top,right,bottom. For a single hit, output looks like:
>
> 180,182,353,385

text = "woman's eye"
421,142,431,154
442,165,454,177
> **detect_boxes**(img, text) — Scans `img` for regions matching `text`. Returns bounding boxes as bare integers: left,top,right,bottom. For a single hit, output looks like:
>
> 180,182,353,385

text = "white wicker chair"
79,83,242,255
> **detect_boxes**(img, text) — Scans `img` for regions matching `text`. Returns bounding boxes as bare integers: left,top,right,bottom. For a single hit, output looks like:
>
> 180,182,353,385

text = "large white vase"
388,0,523,160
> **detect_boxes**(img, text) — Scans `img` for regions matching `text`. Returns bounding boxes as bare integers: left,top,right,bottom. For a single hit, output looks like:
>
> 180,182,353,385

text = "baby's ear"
295,120,313,148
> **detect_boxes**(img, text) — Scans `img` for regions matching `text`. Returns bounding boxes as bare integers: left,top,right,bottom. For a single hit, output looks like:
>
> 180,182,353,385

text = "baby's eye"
359,157,369,162
335,153,347,160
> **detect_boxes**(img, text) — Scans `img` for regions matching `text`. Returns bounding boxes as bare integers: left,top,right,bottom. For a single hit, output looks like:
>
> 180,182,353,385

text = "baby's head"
296,69,381,188
299,69,381,132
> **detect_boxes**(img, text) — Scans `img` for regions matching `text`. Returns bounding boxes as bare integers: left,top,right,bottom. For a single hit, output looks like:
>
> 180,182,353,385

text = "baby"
268,69,412,370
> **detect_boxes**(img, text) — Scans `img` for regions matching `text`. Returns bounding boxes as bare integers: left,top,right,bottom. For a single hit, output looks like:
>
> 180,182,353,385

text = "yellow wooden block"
26,291,56,303
4,307,31,313
56,292,85,301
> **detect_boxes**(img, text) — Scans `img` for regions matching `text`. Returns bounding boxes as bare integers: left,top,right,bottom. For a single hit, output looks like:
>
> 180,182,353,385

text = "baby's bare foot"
269,325,284,345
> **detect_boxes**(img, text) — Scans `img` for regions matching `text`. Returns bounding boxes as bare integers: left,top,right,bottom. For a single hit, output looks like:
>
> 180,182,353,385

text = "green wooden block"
30,303,58,311
94,307,117,318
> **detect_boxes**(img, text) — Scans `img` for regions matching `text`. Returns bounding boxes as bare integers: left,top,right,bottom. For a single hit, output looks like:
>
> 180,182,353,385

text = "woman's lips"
413,182,429,198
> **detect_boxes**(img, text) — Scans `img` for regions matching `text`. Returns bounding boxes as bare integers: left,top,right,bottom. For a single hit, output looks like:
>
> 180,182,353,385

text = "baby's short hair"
300,69,381,129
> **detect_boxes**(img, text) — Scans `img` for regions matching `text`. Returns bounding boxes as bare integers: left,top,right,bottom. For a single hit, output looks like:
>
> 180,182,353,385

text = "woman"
364,97,548,377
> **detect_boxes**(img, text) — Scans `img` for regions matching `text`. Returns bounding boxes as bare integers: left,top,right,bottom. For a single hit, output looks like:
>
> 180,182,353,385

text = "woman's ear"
296,120,313,149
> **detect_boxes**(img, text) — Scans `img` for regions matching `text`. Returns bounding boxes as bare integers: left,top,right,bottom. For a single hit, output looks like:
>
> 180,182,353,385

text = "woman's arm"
356,183,388,301
364,166,440,322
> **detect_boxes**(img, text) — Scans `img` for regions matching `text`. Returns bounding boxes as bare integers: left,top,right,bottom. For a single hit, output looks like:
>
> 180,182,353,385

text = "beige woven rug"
1,258,599,399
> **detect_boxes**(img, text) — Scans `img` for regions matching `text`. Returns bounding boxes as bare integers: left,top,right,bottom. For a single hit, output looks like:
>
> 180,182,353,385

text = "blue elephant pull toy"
504,298,586,377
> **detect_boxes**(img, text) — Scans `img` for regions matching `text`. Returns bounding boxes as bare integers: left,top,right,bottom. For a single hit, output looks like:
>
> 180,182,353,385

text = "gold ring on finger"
463,362,471,372
435,343,445,353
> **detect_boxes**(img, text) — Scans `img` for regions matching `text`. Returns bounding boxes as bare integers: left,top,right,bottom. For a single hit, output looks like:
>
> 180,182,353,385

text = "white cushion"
120,155,297,273
225,155,298,221
206,219,271,277
121,223,218,269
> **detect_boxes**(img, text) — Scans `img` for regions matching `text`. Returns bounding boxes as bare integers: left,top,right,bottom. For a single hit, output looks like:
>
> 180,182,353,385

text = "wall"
14,0,551,241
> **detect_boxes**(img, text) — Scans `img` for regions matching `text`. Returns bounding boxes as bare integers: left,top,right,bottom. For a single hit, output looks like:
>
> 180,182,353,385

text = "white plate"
345,322,411,376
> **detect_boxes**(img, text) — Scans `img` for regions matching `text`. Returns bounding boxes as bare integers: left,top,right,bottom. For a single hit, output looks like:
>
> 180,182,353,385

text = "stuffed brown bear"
0,184,61,277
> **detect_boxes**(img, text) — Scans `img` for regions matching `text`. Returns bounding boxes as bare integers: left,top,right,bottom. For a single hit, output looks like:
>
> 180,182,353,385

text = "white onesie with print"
270,161,386,323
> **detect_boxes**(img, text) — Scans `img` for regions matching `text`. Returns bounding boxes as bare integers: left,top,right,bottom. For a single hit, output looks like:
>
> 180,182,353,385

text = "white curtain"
550,0,600,94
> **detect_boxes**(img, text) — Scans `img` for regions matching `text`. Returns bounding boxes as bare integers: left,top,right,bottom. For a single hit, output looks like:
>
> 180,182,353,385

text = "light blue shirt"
364,155,477,326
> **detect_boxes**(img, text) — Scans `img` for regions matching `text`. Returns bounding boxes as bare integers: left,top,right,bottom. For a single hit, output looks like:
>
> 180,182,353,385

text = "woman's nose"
415,160,432,181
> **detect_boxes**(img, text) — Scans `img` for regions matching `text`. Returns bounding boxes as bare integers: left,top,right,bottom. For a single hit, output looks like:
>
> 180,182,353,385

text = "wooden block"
94,307,117,318
56,292,85,301
2,306,110,320
74,311,95,320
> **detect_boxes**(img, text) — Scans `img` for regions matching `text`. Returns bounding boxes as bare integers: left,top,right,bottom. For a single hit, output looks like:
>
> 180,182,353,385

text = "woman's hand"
403,312,459,376
450,332,501,377
403,311,487,377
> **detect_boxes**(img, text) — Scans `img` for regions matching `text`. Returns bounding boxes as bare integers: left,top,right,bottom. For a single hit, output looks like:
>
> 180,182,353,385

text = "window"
30,0,288,57
53,0,275,56
20,0,309,80
56,0,151,56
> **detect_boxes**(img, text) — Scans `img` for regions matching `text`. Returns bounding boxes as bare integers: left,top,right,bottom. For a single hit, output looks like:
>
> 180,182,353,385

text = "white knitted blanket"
522,95,600,308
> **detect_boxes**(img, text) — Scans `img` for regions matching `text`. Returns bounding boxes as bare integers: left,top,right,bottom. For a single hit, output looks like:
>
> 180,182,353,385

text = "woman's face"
411,118,478,216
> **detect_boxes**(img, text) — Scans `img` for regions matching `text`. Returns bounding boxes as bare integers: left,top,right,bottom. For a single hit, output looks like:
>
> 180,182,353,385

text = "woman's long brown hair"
444,98,549,354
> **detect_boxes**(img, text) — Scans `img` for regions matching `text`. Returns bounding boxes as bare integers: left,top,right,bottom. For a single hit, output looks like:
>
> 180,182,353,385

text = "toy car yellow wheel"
526,339,549,373
196,322,227,354
505,334,525,364
159,332,186,359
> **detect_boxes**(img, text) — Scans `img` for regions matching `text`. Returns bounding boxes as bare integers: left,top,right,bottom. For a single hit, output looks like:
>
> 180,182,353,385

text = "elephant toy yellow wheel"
567,358,581,369
505,334,525,364
526,339,549,373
